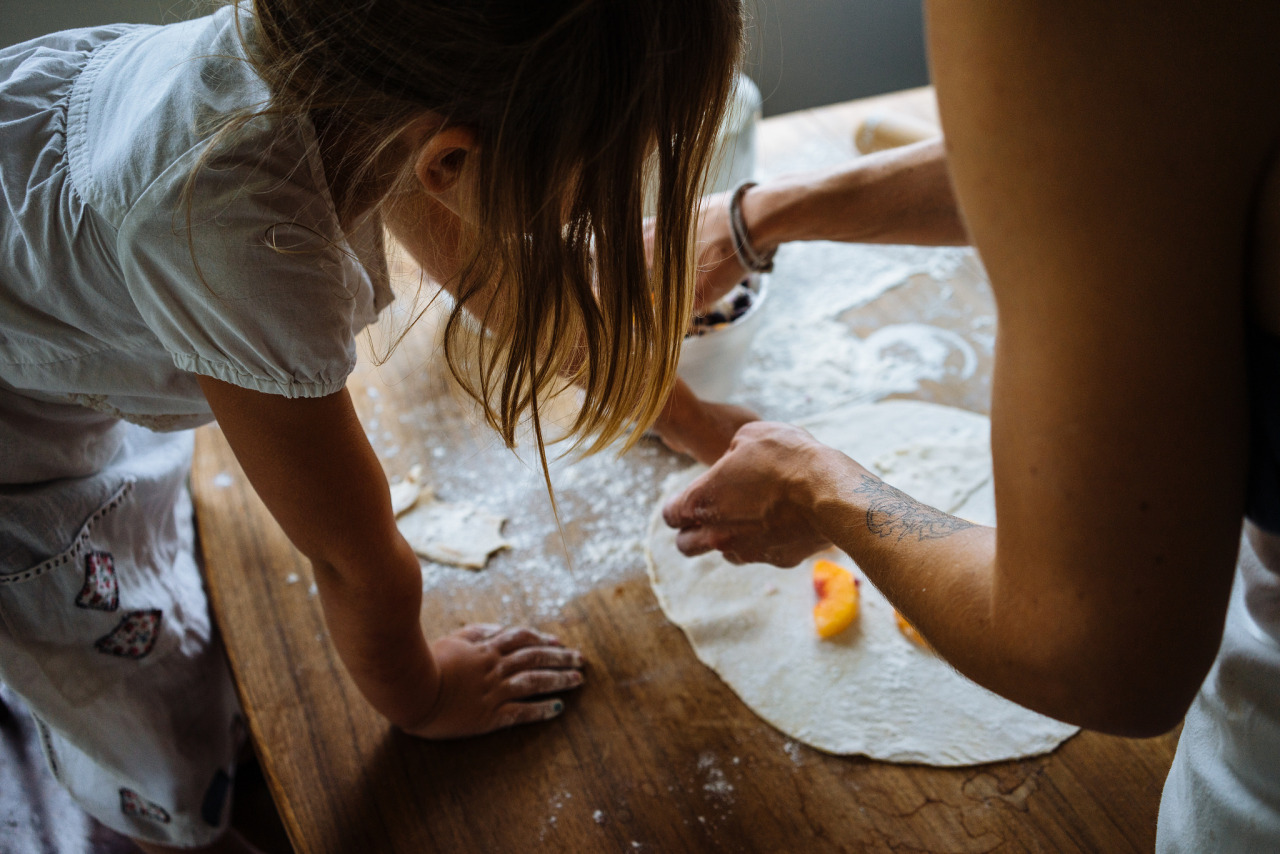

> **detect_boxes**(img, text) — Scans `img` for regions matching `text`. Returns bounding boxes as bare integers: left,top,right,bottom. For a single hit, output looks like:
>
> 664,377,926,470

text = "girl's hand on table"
662,420,844,567
405,624,585,739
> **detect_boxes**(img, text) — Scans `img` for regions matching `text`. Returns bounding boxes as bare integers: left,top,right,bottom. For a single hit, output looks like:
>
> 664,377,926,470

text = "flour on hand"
646,400,1077,766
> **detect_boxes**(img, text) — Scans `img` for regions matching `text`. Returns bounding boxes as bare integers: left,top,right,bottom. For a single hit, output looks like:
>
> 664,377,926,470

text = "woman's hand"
688,189,754,310
662,420,849,566
404,624,585,739
644,152,966,315
644,190,753,312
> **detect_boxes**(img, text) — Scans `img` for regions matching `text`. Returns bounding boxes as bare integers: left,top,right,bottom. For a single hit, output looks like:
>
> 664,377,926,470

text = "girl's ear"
413,125,477,203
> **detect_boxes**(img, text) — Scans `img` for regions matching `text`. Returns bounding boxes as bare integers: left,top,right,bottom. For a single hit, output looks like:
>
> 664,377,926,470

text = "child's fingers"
501,668,584,701
497,646,583,676
490,626,561,653
494,698,566,729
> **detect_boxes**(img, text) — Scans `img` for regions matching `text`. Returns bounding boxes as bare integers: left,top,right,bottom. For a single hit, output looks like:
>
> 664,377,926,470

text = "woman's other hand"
645,190,751,312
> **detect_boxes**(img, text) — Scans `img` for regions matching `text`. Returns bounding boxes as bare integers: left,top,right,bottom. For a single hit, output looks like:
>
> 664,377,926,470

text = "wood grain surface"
192,88,1179,854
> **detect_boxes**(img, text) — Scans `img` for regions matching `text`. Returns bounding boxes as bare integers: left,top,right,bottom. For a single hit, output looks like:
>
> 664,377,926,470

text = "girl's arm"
198,376,583,737
666,1,1280,736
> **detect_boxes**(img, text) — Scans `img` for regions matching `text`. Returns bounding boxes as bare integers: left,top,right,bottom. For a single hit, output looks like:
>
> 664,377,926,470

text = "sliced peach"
894,610,933,651
812,559,860,639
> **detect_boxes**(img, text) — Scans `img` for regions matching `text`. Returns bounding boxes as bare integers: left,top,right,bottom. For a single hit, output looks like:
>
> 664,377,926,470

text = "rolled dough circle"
646,400,1078,765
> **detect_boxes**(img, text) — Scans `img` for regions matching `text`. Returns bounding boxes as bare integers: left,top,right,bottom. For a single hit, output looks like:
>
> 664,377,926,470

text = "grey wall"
1,1,930,117
1,1,213,45
745,1,929,116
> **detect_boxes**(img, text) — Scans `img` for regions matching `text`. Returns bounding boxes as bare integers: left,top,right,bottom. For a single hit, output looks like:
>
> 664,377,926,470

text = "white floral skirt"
0,388,242,847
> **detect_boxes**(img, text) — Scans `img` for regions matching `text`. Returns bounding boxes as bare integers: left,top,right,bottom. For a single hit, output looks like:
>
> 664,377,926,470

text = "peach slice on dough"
812,559,860,639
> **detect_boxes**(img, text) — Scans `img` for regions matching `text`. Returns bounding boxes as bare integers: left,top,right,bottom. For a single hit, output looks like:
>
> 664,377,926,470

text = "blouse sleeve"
114,120,380,398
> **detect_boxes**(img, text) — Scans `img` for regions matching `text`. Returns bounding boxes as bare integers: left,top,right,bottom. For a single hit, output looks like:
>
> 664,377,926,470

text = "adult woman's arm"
667,1,1280,735
676,138,967,308
645,140,963,456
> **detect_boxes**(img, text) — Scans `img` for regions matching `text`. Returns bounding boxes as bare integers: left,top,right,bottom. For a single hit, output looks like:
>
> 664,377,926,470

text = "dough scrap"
389,464,425,516
646,400,1077,765
390,466,510,569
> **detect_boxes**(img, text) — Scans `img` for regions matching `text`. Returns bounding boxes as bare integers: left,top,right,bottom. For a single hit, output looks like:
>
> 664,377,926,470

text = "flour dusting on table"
366,240,992,621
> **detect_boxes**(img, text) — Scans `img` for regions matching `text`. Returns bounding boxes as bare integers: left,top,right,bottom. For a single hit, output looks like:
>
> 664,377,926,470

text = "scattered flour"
539,791,571,841
697,753,734,800
408,438,677,621
735,244,982,422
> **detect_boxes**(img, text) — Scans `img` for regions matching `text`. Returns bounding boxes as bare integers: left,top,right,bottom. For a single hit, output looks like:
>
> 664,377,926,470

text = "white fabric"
0,403,242,847
0,6,390,843
0,5,391,431
1157,524,1280,852
0,381,128,483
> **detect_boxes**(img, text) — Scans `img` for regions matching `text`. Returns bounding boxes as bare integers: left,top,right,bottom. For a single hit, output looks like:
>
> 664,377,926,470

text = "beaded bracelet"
728,181,776,273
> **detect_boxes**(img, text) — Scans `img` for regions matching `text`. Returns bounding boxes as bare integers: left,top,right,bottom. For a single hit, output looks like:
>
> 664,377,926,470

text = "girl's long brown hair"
214,0,742,465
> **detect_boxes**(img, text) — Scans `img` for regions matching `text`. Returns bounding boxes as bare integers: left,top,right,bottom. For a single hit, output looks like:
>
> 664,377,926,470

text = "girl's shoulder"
69,8,390,397
70,5,325,234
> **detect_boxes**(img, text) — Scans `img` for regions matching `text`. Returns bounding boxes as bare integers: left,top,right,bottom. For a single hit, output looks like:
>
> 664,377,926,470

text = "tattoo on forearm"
852,475,976,542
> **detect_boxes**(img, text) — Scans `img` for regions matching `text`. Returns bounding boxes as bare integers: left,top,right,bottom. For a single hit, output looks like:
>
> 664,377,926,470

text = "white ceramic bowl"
677,273,768,401
703,74,762,197
643,74,762,217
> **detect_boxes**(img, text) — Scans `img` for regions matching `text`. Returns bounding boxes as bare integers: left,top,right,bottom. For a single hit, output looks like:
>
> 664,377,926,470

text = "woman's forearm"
665,418,1201,738
744,138,968,253
804,445,1194,736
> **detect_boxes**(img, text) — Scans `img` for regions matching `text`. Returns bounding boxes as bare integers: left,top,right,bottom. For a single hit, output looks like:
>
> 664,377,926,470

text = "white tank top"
1157,523,1280,851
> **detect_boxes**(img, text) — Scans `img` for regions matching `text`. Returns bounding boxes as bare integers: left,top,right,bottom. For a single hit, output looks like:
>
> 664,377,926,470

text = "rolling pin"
854,111,940,154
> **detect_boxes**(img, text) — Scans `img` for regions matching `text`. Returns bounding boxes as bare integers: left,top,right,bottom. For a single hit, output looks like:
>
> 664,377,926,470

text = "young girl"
0,0,743,850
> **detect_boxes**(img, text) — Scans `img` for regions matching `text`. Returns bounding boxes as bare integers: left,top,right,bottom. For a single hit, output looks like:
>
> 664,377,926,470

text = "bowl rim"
686,272,769,339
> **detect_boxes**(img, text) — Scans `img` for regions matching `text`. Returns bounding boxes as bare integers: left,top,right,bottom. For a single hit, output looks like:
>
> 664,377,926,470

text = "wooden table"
192,88,1178,853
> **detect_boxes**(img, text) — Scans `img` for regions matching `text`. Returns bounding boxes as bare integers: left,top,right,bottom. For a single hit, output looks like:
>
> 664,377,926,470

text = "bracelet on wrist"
728,181,776,274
